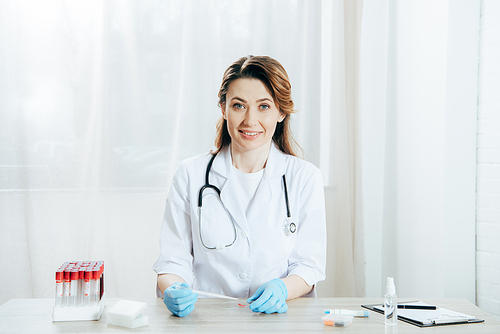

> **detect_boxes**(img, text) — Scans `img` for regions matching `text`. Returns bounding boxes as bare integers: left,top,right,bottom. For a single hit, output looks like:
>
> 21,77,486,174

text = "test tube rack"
52,261,106,322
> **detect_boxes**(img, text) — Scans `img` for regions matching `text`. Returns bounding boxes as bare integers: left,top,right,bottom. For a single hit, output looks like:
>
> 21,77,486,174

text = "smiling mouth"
240,131,261,136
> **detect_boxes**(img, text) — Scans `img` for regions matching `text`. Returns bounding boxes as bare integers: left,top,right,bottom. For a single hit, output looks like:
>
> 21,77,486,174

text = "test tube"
78,267,85,306
90,267,100,306
70,269,79,306
83,268,91,306
55,270,64,307
63,269,71,307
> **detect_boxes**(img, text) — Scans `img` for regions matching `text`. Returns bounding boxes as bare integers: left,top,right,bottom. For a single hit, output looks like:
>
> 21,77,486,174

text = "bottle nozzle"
386,277,396,295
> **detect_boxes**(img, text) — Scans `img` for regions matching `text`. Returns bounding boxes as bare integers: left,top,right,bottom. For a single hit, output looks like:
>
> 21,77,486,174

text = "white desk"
1,297,499,333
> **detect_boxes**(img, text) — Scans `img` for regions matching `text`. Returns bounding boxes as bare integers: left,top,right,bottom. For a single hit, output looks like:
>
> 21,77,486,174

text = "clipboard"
361,301,485,327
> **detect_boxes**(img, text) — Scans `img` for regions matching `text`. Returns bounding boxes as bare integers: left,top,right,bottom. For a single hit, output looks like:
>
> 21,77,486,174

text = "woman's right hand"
163,282,198,317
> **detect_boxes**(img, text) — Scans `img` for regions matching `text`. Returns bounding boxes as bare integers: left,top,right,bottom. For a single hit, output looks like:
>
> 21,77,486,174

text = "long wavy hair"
214,55,301,157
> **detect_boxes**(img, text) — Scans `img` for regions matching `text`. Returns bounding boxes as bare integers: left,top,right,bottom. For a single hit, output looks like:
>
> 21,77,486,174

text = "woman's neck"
230,143,272,173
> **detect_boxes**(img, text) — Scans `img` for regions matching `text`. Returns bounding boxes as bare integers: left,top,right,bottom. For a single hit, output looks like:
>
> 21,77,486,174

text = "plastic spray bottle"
384,277,397,326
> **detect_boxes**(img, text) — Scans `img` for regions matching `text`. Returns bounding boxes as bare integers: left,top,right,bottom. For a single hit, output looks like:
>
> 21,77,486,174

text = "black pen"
398,305,437,310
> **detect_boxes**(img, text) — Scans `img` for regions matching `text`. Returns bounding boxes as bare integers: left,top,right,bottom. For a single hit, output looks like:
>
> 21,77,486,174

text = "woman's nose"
243,108,258,126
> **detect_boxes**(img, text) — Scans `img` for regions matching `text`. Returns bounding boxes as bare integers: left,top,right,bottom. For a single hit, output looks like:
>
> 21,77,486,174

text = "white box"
106,300,149,329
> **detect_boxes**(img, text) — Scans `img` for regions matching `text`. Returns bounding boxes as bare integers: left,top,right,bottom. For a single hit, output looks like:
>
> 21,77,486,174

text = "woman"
153,55,326,317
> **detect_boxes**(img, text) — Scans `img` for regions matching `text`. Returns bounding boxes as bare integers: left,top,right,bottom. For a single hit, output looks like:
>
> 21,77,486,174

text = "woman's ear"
221,103,226,120
278,113,286,122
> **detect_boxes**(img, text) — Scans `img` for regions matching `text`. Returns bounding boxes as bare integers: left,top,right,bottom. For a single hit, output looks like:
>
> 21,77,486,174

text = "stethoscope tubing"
282,174,291,219
198,154,219,207
198,153,294,250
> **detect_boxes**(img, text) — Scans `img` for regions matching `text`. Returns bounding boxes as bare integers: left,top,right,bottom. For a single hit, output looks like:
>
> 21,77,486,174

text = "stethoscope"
198,153,296,250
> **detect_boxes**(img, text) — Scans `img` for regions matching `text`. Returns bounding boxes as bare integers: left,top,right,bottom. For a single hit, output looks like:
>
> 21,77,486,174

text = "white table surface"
1,297,499,333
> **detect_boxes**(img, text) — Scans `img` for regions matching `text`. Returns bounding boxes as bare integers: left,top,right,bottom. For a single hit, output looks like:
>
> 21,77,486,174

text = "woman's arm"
153,161,198,291
286,165,326,297
157,273,186,294
282,275,313,300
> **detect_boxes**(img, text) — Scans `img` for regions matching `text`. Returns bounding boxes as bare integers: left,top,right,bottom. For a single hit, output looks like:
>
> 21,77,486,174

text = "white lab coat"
153,143,326,298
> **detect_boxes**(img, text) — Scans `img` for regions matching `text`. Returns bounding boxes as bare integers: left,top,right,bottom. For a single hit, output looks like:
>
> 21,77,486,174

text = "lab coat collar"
211,142,287,180
212,142,288,232
264,143,287,180
211,145,232,179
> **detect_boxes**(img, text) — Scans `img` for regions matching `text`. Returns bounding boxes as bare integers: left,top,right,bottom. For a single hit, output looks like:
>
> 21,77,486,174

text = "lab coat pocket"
198,191,237,249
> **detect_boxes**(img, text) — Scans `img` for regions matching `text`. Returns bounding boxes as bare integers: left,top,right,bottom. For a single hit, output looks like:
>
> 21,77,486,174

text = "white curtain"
0,0,364,304
361,0,478,301
318,0,365,297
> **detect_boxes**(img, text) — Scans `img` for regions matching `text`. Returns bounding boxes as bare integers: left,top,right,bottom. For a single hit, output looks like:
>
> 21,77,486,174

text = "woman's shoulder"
181,151,213,167
283,153,321,176
282,154,324,191
173,151,214,178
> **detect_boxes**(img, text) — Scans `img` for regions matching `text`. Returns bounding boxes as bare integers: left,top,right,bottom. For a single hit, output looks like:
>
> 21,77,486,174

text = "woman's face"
223,78,284,156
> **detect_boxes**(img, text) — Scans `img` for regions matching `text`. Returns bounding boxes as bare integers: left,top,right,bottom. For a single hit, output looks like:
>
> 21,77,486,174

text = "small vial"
55,270,64,307
384,277,397,326
63,269,71,307
83,269,91,306
70,270,79,307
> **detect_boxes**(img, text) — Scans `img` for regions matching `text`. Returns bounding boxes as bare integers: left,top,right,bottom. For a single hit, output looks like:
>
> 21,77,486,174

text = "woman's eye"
233,103,244,109
260,104,270,110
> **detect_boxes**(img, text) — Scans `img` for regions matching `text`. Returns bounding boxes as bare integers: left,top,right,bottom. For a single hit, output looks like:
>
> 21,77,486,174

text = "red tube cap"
85,269,92,280
71,270,79,280
92,269,100,279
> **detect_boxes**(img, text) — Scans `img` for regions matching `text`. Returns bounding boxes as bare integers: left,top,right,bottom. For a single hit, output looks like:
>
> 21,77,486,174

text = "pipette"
176,286,238,300
191,289,238,300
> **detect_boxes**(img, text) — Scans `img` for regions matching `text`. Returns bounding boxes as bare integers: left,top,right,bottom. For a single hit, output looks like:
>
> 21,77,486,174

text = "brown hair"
214,55,301,157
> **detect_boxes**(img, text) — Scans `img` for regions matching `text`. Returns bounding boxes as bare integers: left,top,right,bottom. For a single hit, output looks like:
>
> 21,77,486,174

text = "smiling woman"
153,55,327,317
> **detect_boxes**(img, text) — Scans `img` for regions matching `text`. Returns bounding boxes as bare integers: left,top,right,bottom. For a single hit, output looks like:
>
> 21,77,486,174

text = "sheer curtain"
318,0,365,297
361,0,478,301
0,0,364,304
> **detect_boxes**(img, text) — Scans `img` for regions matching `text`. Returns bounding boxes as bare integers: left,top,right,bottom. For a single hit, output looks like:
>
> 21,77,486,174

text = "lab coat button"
241,231,247,238
239,273,246,280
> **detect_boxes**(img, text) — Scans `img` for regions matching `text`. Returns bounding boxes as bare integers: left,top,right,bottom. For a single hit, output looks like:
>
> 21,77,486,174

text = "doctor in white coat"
153,55,326,317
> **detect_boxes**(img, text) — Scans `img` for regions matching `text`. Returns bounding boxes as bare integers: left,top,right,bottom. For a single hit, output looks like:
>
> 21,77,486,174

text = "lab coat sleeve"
287,166,326,287
152,162,195,289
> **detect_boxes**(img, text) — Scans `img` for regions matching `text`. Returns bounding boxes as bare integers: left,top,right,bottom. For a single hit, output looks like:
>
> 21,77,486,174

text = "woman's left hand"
247,279,288,314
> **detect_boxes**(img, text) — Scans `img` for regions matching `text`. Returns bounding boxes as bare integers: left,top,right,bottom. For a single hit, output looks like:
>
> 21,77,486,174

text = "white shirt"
153,143,327,298
230,165,264,215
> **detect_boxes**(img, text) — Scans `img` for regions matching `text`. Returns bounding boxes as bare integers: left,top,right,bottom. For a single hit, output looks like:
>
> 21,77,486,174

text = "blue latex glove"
247,278,288,314
163,282,198,317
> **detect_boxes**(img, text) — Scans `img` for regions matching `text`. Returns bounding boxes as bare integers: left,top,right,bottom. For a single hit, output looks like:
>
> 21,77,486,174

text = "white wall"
476,0,500,320
362,0,478,302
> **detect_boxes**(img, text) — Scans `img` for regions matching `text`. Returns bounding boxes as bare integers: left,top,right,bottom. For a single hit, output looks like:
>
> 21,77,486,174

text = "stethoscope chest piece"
283,217,296,236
